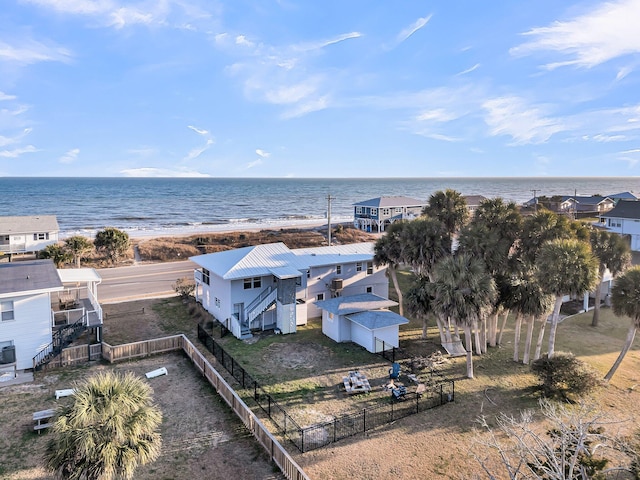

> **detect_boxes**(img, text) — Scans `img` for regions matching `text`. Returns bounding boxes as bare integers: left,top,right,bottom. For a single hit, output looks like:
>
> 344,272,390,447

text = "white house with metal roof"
315,293,408,353
601,200,640,251
190,242,388,339
353,196,425,233
0,215,60,258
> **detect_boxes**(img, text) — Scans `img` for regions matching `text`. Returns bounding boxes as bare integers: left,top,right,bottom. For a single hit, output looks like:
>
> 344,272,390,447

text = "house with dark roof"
190,242,388,339
463,195,488,215
524,195,615,216
315,293,408,353
0,215,59,258
0,260,103,374
353,196,425,233
600,200,640,251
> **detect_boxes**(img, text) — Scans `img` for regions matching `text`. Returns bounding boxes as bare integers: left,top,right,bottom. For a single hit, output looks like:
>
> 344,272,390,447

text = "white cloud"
255,149,270,158
0,128,32,147
120,167,211,177
294,32,362,53
396,15,432,45
109,6,154,29
21,0,113,16
416,109,459,123
126,146,157,157
245,159,263,169
184,138,214,161
59,148,80,164
0,92,17,101
482,96,566,144
0,38,72,65
187,125,209,135
235,35,254,48
511,0,640,69
264,82,318,105
281,96,328,119
0,145,38,157
456,63,480,76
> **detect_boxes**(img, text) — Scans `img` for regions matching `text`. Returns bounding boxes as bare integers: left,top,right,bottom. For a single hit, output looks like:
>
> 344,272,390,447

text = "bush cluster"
531,352,600,399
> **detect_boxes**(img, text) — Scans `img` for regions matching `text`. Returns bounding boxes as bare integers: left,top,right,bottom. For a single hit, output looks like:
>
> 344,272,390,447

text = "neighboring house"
191,242,388,339
0,215,60,258
315,293,408,353
601,200,640,251
607,191,638,202
0,260,103,373
524,195,616,216
353,196,425,233
463,195,488,215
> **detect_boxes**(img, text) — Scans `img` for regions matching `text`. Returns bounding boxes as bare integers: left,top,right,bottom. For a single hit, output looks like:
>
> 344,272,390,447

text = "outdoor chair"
391,385,407,400
389,362,401,379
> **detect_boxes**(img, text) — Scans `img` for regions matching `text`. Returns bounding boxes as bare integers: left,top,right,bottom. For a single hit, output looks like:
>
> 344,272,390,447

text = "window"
253,277,261,289
371,208,377,216
336,265,342,275
366,286,373,293
244,278,252,289
214,297,221,308
356,262,362,272
306,270,311,278
355,206,362,214
244,278,261,289
33,233,49,241
316,293,324,301
1,301,14,321
366,262,373,275
202,268,210,285
382,208,390,216
394,207,403,214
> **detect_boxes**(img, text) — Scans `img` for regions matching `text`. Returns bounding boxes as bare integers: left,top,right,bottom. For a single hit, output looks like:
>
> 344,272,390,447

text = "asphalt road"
97,260,197,303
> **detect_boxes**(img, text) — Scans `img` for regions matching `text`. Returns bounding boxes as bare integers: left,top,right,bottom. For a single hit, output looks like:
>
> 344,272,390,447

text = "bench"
145,367,168,379
55,388,75,400
33,409,55,434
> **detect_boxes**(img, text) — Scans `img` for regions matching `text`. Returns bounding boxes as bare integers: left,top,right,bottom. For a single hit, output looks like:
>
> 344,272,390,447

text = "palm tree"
64,235,94,268
374,221,406,316
589,229,631,327
535,239,599,358
430,254,496,379
519,210,574,264
422,189,469,237
39,244,73,268
512,276,554,364
604,266,640,382
45,371,162,480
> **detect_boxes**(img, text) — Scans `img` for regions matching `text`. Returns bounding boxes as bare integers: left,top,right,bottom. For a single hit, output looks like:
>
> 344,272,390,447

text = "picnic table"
33,409,55,433
343,371,371,395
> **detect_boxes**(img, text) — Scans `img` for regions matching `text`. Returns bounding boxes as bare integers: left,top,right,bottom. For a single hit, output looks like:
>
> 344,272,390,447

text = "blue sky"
1,1,640,178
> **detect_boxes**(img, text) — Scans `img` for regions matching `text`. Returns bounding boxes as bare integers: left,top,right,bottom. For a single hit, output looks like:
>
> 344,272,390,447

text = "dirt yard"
0,353,282,480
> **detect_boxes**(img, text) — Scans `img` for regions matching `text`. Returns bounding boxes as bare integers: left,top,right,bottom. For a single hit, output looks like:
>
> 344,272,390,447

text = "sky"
1,1,640,178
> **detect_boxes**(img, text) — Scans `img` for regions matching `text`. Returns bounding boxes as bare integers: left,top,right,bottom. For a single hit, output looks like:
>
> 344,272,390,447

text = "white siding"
0,293,53,370
373,325,400,349
351,323,373,352
321,311,341,343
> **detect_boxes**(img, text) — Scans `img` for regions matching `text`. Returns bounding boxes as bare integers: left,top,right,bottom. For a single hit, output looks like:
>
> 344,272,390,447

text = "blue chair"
389,362,401,379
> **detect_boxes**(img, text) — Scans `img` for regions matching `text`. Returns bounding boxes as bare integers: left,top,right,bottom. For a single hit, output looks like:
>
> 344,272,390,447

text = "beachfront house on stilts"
352,196,425,233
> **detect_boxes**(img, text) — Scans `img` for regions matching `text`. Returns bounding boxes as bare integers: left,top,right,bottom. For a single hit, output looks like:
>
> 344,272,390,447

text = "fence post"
440,383,443,405
333,418,336,443
416,391,419,413
363,408,366,433
242,368,245,388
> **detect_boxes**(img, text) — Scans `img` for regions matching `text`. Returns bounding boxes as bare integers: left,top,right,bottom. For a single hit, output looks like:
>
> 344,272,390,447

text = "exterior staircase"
33,317,87,371
240,287,278,338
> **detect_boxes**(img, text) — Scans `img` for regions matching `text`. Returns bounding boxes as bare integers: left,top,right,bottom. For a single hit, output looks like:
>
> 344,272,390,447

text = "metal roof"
353,196,425,208
601,200,640,220
315,293,397,315
269,266,303,279
463,195,487,206
0,259,63,296
190,242,306,280
57,268,102,284
293,242,375,267
0,215,59,234
346,310,409,330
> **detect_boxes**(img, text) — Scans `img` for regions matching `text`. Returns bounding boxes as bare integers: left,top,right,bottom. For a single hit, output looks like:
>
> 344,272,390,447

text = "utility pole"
531,189,539,213
327,194,334,246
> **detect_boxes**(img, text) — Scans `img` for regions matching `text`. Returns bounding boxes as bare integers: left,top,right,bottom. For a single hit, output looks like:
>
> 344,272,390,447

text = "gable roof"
0,215,59,234
346,310,409,330
293,243,375,268
560,195,612,206
607,192,638,200
353,196,425,208
601,200,640,220
190,242,304,280
315,293,397,315
0,259,63,297
463,195,487,206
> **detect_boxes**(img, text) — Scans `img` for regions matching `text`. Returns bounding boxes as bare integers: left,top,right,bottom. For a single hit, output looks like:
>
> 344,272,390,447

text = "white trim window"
382,208,390,216
366,262,373,275
1,300,14,321
336,265,342,275
33,233,49,241
371,208,377,217
202,268,210,285
355,206,362,214
356,262,362,272
316,293,324,301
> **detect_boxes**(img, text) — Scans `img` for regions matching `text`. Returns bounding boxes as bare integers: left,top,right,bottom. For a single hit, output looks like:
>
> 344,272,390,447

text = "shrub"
173,277,195,299
531,352,600,399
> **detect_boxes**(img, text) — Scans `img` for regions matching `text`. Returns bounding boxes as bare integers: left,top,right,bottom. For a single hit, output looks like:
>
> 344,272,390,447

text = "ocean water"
1,177,638,238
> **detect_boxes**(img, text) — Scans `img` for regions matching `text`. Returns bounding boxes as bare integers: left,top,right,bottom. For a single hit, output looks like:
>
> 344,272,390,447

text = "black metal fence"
197,324,454,452
374,336,398,363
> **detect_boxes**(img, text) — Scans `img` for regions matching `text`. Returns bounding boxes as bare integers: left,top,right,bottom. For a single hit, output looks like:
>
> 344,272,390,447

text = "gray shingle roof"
346,310,409,330
0,215,59,234
601,200,640,220
0,259,63,296
314,293,397,315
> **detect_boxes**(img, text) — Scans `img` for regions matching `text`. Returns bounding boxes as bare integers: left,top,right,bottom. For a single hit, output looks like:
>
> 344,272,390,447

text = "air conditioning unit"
0,345,16,364
331,278,343,290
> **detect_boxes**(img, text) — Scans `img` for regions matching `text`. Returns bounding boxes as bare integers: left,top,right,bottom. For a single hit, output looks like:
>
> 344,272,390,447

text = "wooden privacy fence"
42,343,103,371
101,334,310,480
